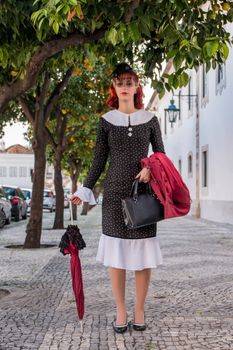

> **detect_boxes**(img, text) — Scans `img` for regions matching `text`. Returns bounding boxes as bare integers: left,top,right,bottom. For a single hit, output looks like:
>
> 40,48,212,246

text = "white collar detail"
102,109,154,126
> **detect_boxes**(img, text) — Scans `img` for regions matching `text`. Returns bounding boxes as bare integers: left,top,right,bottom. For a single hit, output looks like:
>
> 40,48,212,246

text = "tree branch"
124,0,140,23
39,72,51,111
0,0,140,114
19,96,35,126
0,27,107,113
44,67,73,122
57,109,68,151
45,125,57,151
63,125,80,146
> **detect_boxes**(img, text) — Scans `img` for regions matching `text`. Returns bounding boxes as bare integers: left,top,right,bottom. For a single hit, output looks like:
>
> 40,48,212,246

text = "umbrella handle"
69,199,74,225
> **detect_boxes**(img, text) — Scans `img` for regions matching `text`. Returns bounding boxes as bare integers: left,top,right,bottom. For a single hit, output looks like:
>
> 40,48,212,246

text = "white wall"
150,69,198,215
0,153,34,188
148,23,233,224
199,53,233,201
198,23,233,223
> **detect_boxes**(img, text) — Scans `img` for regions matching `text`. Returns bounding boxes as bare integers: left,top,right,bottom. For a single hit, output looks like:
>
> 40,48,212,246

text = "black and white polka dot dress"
75,109,165,271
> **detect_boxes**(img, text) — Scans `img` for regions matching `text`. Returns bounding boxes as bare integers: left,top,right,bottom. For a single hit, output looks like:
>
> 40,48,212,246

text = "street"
0,207,233,350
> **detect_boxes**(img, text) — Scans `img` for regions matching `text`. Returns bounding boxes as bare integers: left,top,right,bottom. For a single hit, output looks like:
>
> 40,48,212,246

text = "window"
201,65,209,107
216,64,226,95
188,153,193,177
188,77,192,111
178,159,182,174
0,167,7,177
217,65,224,84
202,150,208,188
0,187,7,198
19,166,27,177
9,166,17,177
202,65,208,99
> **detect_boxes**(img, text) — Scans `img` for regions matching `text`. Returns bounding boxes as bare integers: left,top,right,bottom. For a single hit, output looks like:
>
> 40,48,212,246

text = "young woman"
71,62,165,333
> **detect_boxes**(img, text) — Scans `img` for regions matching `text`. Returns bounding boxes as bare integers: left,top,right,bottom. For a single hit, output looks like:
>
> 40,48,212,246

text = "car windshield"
22,190,31,199
0,188,7,199
43,191,53,198
3,187,16,197
64,189,70,197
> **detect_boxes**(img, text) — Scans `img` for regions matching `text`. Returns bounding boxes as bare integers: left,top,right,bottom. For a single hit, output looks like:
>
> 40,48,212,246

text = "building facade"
0,144,34,188
0,143,71,191
147,23,233,225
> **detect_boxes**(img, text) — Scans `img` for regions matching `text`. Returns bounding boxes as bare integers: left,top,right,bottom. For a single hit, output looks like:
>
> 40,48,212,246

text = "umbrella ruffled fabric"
59,224,86,327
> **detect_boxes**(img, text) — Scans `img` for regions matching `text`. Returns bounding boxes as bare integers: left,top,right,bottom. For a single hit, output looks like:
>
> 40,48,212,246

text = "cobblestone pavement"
0,206,233,350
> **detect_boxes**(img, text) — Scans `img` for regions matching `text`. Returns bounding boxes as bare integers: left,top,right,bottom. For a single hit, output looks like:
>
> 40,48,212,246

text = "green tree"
45,62,109,227
1,0,233,248
0,0,233,111
19,68,73,247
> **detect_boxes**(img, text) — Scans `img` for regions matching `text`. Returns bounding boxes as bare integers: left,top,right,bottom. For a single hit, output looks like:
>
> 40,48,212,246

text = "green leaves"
107,28,118,46
52,21,59,34
1,0,233,107
0,47,9,69
128,22,141,42
203,40,219,58
221,42,229,60
173,52,183,71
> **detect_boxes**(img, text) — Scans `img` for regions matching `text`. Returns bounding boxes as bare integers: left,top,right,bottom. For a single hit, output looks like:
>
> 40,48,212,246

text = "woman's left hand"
135,167,150,183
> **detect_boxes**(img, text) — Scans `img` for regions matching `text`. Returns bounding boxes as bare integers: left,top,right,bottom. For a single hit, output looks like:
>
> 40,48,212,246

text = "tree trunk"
70,159,82,221
80,187,99,214
80,202,89,216
53,148,64,229
24,137,47,248
71,173,78,221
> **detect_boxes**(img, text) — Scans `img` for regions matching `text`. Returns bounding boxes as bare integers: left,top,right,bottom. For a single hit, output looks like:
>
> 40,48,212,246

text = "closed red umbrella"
59,204,86,330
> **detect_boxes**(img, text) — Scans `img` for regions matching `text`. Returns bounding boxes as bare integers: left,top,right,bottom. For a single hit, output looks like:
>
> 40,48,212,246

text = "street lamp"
164,91,197,125
164,98,180,125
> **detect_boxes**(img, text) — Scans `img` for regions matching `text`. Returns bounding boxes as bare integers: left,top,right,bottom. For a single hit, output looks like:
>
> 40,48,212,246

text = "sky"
1,83,154,148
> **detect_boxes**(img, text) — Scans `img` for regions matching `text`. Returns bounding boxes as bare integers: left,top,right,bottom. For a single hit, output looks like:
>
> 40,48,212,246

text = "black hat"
111,62,135,78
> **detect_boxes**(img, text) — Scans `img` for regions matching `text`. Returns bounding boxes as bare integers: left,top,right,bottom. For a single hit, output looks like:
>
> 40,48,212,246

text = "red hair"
106,72,144,109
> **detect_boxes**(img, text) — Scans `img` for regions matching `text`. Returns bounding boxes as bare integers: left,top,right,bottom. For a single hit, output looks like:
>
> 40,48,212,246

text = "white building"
0,143,71,190
0,144,34,188
147,23,233,225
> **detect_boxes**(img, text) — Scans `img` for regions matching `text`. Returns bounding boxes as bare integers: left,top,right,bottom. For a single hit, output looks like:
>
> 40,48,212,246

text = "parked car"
0,186,12,226
2,185,28,221
0,206,6,228
21,188,32,212
96,193,103,205
21,188,32,206
64,188,71,208
43,189,55,212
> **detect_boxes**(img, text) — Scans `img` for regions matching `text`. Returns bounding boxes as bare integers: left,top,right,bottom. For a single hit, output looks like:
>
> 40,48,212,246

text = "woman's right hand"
70,194,82,205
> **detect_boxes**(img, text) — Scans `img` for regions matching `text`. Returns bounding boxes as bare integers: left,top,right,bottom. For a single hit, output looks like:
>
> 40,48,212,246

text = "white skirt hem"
96,234,163,271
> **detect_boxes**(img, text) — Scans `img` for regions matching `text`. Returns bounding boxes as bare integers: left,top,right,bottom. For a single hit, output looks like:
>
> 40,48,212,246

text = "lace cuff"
73,187,97,205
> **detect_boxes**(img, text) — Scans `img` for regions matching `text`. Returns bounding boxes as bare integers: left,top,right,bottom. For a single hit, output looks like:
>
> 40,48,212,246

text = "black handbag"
121,179,164,229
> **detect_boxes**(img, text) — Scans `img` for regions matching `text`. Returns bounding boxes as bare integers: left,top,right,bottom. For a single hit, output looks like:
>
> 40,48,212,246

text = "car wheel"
5,215,11,225
22,212,27,220
0,210,6,228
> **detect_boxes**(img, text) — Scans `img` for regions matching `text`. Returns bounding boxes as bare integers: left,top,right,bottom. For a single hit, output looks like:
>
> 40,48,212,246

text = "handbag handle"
130,179,153,200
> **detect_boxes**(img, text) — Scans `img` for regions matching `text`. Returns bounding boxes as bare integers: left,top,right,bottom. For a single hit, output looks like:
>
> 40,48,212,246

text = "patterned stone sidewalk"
0,206,233,350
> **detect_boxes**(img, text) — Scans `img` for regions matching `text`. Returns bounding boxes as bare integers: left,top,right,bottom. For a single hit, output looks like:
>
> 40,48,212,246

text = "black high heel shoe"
132,322,146,331
132,313,146,331
112,320,129,334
